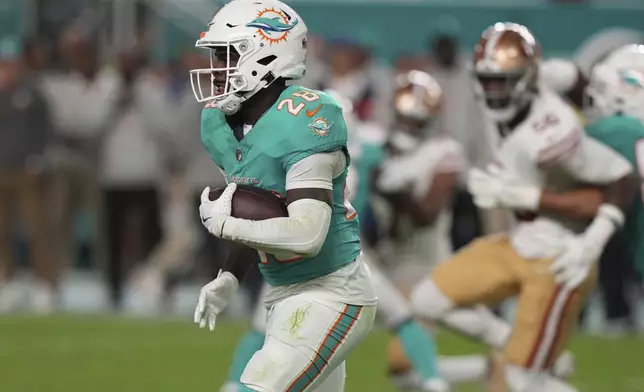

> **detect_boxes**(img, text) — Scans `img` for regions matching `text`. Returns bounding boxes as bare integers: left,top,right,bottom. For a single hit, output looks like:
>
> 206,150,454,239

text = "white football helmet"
603,44,644,71
190,0,307,114
586,44,644,123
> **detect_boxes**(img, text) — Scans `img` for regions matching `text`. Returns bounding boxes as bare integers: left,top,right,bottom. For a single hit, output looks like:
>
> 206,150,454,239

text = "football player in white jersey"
374,71,493,389
377,70,464,275
378,70,534,390
409,22,637,392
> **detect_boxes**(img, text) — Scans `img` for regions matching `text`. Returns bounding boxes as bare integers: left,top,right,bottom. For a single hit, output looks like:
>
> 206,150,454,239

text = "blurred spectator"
41,26,120,276
125,50,216,312
394,54,429,74
298,35,328,90
319,37,394,127
22,38,50,81
171,51,228,278
426,17,489,170
425,17,487,250
598,231,638,334
173,51,267,306
100,47,175,310
0,36,56,313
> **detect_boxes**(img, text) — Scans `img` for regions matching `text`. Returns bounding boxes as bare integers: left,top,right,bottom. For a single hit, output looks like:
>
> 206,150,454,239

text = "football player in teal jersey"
582,47,644,278
541,45,644,293
190,1,377,391
217,91,450,392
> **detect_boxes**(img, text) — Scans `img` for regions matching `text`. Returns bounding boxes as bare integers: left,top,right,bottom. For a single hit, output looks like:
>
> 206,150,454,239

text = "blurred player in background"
220,90,450,392
373,71,475,388
541,45,644,332
340,88,450,391
191,1,377,391
409,23,637,392
379,70,540,390
582,44,644,292
376,70,464,287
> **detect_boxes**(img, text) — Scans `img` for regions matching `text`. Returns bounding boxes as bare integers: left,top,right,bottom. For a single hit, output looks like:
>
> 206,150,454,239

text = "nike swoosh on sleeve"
306,104,323,117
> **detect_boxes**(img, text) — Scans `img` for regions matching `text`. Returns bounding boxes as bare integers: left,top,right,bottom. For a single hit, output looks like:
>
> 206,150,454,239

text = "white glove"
467,168,502,208
548,236,595,289
468,167,541,211
496,181,541,211
199,183,236,238
549,207,620,289
193,270,239,331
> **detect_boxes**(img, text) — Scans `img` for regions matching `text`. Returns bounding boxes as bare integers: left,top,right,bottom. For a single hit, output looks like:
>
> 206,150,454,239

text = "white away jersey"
380,136,466,266
488,87,632,259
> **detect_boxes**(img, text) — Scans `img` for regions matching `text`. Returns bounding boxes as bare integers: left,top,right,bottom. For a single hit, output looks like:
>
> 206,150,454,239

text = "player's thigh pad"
431,235,520,306
241,293,376,392
504,263,597,372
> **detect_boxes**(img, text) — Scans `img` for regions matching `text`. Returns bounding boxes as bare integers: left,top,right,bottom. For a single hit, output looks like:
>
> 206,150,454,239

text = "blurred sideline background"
1,0,644,391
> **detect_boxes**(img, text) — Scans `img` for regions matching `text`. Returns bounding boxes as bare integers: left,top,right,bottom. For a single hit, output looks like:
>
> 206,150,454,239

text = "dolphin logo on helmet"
246,16,298,33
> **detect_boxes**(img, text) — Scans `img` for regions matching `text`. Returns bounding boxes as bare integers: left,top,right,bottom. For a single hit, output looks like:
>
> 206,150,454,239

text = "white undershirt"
286,150,347,190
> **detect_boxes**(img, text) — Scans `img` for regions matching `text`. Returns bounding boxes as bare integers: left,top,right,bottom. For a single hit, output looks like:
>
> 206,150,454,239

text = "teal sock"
395,319,440,380
226,329,265,384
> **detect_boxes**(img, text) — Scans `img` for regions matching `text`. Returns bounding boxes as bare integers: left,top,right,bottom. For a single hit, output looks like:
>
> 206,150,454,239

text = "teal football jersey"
350,142,385,217
586,115,644,274
200,86,361,286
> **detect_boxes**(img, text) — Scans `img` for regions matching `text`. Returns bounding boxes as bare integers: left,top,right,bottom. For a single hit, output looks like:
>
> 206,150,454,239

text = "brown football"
209,184,288,220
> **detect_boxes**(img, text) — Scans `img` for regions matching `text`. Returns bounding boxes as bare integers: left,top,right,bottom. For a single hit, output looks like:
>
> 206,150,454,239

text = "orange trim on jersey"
278,255,304,263
343,185,357,221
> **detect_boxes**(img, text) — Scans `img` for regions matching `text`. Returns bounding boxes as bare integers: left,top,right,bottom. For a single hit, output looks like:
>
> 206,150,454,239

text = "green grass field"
1,315,643,392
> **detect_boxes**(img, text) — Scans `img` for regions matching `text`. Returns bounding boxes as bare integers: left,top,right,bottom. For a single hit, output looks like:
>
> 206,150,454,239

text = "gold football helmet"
473,22,541,122
390,70,442,152
394,70,442,124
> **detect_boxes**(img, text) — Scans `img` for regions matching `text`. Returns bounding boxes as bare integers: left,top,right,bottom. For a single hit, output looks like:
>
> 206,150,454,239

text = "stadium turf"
1,315,643,392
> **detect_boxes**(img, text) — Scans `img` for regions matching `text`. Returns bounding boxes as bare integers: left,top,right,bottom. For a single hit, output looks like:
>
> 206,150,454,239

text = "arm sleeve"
221,152,345,257
285,150,346,190
435,139,467,174
550,133,633,183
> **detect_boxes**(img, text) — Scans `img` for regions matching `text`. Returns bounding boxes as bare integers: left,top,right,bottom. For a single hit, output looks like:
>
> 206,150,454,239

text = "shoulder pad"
273,88,348,170
524,93,584,165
